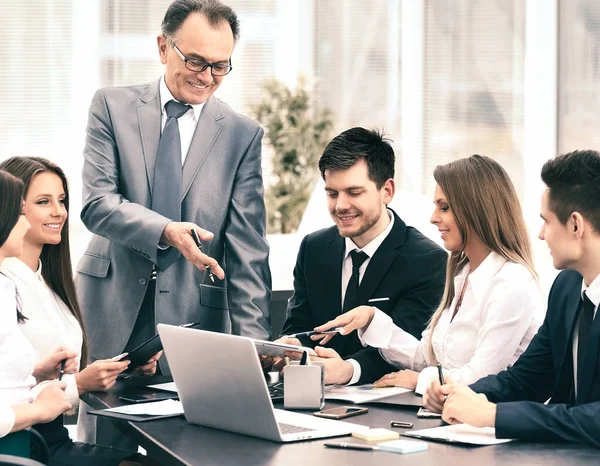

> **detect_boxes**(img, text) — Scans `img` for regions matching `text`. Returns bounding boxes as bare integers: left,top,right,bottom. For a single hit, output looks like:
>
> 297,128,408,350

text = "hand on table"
373,369,420,389
309,346,354,385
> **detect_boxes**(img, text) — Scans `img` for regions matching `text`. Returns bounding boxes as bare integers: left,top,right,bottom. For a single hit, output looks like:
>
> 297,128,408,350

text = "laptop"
157,324,367,442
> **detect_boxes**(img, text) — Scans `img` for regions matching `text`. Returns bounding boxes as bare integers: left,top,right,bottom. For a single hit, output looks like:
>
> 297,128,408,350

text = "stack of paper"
104,399,184,416
325,384,411,404
404,424,515,446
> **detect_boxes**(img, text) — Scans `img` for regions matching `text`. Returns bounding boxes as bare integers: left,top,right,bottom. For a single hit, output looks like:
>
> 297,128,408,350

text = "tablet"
252,338,317,358
123,334,163,370
120,322,202,370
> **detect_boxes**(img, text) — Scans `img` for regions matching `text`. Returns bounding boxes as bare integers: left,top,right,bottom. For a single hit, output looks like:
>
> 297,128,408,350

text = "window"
558,0,600,153
422,0,526,196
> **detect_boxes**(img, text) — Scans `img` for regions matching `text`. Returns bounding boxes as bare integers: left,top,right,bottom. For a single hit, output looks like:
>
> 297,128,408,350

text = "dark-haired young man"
281,127,447,384
425,150,600,448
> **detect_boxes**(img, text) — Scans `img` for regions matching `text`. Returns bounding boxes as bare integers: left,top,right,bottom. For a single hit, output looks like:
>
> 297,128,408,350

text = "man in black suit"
281,127,447,384
424,150,600,448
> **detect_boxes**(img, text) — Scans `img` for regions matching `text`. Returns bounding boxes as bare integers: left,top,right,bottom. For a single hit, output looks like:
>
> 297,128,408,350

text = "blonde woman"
314,155,545,392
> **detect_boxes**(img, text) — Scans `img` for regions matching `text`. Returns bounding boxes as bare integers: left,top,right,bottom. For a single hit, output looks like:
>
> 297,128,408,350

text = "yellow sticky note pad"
352,428,400,443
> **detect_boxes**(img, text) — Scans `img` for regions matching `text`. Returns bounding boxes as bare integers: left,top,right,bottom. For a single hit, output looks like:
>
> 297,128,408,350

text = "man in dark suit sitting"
424,150,600,448
280,127,447,384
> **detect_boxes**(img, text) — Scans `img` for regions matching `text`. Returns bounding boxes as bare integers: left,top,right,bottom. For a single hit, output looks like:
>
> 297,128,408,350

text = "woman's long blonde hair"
427,155,536,365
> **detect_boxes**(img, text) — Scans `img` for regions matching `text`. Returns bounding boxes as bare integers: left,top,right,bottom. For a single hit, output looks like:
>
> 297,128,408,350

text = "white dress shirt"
0,272,37,437
342,211,394,385
359,251,545,393
0,258,83,406
572,273,600,396
159,76,205,165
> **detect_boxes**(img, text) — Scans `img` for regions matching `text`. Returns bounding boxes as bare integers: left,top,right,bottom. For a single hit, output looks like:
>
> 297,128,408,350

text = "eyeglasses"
171,43,233,76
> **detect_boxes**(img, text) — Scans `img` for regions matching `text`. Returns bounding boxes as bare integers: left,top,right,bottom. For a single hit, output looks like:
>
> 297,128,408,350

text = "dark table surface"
82,378,600,466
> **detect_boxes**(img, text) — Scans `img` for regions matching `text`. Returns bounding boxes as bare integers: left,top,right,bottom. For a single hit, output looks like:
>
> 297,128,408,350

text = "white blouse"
0,258,83,406
0,272,37,437
359,251,545,393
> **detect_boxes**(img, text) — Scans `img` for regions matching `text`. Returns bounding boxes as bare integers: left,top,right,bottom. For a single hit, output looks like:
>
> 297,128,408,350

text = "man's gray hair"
162,0,240,42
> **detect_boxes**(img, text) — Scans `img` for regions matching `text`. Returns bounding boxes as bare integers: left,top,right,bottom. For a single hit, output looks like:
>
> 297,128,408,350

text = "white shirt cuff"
358,308,393,348
0,405,16,438
346,359,362,385
64,374,80,407
415,366,442,396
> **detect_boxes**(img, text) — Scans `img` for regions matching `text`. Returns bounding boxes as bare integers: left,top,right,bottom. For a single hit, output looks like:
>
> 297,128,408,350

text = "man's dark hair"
541,150,600,233
318,127,395,189
162,0,240,42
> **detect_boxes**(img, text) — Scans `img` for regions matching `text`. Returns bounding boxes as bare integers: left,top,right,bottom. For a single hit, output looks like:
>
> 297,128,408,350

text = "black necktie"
152,100,191,270
577,292,596,381
343,250,369,313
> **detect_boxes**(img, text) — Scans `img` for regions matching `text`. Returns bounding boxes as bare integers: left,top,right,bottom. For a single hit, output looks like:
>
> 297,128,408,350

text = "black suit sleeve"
350,247,447,383
470,273,600,448
280,236,312,337
494,400,600,447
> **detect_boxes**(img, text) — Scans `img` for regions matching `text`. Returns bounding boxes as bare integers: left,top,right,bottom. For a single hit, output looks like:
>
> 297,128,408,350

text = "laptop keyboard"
278,423,315,434
268,381,284,402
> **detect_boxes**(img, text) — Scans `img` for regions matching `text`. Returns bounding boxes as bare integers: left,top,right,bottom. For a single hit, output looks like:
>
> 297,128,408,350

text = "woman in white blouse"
315,155,545,393
0,157,159,465
0,169,71,439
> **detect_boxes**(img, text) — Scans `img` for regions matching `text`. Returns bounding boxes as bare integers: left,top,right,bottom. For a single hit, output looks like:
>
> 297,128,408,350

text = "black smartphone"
312,406,369,419
119,392,178,404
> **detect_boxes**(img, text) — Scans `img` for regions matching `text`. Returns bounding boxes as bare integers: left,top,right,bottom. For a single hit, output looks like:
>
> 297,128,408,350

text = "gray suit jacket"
76,79,272,366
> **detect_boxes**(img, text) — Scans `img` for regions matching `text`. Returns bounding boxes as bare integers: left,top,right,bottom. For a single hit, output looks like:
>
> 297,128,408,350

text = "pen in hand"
58,359,66,381
285,328,344,339
437,363,445,387
191,229,215,282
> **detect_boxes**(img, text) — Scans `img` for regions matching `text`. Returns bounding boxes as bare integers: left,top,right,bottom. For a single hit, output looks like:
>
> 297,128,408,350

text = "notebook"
403,424,515,445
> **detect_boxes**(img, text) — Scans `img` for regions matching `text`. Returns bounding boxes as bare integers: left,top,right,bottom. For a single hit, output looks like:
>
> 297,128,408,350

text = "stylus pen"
191,229,215,282
58,359,66,381
181,322,201,328
285,328,344,338
437,363,445,386
324,443,378,451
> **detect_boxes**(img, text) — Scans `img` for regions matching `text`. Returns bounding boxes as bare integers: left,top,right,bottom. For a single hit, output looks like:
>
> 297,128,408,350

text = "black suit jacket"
282,209,447,383
470,269,600,448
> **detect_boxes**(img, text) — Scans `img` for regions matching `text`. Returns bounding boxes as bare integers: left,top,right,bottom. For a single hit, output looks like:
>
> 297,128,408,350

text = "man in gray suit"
77,0,272,376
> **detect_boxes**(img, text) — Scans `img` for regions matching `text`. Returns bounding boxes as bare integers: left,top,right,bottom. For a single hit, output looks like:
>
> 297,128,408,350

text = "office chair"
0,455,47,465
0,428,49,465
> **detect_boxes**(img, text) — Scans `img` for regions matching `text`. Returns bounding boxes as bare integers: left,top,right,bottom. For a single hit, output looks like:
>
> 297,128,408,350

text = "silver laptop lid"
157,324,282,441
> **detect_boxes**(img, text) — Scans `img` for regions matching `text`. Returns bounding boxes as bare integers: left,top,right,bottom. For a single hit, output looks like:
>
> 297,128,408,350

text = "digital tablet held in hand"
119,322,202,370
252,338,317,358
124,334,163,370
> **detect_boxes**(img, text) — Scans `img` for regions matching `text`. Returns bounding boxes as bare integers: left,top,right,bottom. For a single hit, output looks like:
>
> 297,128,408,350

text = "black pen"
285,328,344,338
437,363,445,386
191,229,215,282
58,359,66,381
324,443,378,451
